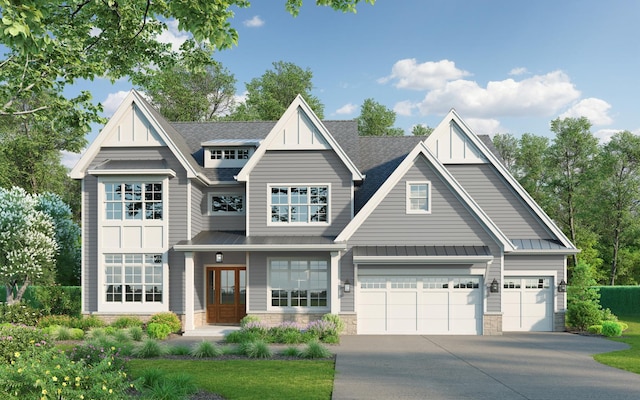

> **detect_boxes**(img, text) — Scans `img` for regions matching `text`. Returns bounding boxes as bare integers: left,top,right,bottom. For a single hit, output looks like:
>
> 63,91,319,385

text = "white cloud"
378,59,471,90
593,128,621,143
417,70,581,118
559,97,613,126
61,150,83,169
157,19,190,52
244,16,265,27
102,91,129,117
465,118,503,136
393,100,414,117
509,67,528,76
335,103,358,115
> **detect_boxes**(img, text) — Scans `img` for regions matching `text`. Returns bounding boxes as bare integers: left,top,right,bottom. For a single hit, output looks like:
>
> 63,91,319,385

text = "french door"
206,266,246,324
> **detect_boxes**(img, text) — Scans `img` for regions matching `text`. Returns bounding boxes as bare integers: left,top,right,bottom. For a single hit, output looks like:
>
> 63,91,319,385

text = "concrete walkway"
331,333,640,400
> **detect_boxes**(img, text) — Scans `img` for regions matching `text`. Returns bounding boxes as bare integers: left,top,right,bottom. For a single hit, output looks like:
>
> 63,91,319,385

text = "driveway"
331,333,640,400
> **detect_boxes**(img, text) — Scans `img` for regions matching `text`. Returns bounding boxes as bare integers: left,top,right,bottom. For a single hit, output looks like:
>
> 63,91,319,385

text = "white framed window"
269,185,329,224
104,253,164,303
208,193,244,214
104,182,163,220
406,181,431,214
269,259,328,308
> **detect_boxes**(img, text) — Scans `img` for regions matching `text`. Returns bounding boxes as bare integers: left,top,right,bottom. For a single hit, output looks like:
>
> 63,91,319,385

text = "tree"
138,59,237,122
546,117,599,268
594,131,640,285
492,133,518,173
411,124,434,137
228,61,324,120
0,187,57,304
357,98,404,136
515,133,551,209
0,0,373,127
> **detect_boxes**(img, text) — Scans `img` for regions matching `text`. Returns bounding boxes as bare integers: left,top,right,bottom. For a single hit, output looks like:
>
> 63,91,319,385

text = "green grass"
127,359,335,400
594,315,640,374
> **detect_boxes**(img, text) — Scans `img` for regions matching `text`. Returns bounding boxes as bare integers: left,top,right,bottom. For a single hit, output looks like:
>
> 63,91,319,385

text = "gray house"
70,90,577,335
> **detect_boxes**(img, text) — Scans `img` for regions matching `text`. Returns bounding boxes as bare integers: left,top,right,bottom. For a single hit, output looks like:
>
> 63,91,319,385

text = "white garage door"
358,276,482,335
503,277,553,331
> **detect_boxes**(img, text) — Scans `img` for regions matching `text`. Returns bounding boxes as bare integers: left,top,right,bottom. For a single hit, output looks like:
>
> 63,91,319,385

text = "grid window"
453,277,480,289
423,277,449,289
270,185,328,223
269,260,328,308
407,182,430,213
104,253,163,303
525,278,550,289
104,182,162,220
390,277,417,289
210,149,223,159
210,194,244,213
360,277,386,289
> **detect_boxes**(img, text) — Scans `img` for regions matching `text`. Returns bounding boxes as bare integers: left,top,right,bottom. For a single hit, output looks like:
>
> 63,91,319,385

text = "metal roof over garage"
353,245,493,264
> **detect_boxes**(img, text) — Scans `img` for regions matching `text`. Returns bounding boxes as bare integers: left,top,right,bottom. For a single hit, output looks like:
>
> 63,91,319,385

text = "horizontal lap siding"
340,250,355,312
249,151,352,236
446,164,551,239
200,187,246,231
191,183,203,238
83,176,98,312
248,252,268,311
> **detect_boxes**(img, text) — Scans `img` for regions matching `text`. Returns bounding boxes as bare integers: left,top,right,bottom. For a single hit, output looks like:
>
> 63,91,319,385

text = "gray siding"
200,186,246,232
83,176,99,312
340,250,355,312
446,164,552,239
190,183,203,238
248,150,352,236
505,254,567,311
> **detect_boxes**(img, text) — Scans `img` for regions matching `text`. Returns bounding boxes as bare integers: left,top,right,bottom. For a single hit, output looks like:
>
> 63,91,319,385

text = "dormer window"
202,139,261,168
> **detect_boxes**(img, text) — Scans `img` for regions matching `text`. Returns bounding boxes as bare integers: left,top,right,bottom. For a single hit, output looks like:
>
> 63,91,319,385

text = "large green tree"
492,133,518,173
228,61,324,120
357,98,404,136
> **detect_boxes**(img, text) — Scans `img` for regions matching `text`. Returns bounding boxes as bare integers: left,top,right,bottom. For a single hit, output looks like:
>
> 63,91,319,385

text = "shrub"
269,321,303,343
300,340,332,359
0,324,52,363
190,341,222,358
566,300,603,331
280,329,303,344
306,319,338,341
242,321,269,336
68,342,125,370
240,340,272,359
143,374,198,400
38,314,74,329
224,330,245,343
0,303,44,326
322,314,345,334
128,326,145,341
148,312,182,333
240,315,261,327
54,326,85,341
322,334,340,344
111,316,143,329
138,367,166,389
33,285,81,317
168,344,191,356
147,322,172,340
74,315,106,331
602,321,623,337
133,338,167,358
587,325,602,334
280,346,301,357
113,329,131,343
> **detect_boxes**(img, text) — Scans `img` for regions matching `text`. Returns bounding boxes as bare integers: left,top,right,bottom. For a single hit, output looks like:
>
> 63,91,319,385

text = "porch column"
330,251,340,314
184,252,195,332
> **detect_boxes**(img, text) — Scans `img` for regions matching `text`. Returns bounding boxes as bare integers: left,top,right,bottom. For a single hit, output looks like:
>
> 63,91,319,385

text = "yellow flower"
42,389,47,395
109,389,113,394
75,377,81,382
63,382,67,387
14,351,20,358
52,376,58,381
17,368,23,373
56,364,61,369
102,385,106,391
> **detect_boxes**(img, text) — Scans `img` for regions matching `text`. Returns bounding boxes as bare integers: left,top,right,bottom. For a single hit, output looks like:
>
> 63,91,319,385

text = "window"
209,194,244,213
209,148,250,160
270,185,328,223
105,254,163,303
269,259,328,308
407,182,430,213
104,182,162,220
452,277,480,289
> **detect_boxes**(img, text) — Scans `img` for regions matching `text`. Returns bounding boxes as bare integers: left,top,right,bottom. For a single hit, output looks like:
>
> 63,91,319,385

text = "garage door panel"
503,277,553,332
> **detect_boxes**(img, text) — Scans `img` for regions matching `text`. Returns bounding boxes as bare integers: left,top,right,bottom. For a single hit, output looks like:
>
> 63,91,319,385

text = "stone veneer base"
483,313,503,335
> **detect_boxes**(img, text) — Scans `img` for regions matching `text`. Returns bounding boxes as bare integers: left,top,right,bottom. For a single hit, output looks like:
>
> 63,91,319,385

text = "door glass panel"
239,270,246,305
208,270,216,305
220,270,235,305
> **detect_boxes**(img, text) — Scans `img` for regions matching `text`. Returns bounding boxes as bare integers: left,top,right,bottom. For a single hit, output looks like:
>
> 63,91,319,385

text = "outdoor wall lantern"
215,252,223,263
558,279,567,293
343,279,351,293
490,278,500,293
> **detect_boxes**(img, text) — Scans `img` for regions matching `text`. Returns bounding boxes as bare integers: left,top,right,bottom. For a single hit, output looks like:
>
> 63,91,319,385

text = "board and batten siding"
446,164,552,239
505,254,567,312
248,150,353,236
82,176,99,312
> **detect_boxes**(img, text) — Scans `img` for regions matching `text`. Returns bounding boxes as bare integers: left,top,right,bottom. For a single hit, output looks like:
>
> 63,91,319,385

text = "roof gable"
424,109,576,251
336,141,515,251
235,95,364,182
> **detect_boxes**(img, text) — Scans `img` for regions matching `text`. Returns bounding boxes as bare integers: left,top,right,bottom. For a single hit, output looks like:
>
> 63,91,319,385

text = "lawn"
593,315,640,374
127,359,335,400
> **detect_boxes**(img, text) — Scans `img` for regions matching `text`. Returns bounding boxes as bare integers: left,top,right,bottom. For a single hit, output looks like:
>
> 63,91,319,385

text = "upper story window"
105,182,163,220
208,193,244,214
269,185,329,224
209,148,250,160
406,181,431,214
204,145,256,168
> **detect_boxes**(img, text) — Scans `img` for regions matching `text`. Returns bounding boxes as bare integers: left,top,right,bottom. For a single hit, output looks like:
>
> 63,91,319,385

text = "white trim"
88,169,176,177
245,180,251,236
245,252,251,313
236,95,364,182
187,181,192,240
335,142,515,252
80,180,86,314
267,183,331,226
184,252,195,331
266,256,331,313
330,251,340,314
406,181,432,214
503,271,558,312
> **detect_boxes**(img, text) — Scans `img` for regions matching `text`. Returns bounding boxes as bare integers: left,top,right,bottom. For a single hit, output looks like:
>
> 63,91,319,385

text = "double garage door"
502,276,554,331
357,275,483,334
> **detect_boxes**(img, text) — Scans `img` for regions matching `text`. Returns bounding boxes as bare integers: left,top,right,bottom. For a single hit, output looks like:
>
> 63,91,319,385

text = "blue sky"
66,0,640,165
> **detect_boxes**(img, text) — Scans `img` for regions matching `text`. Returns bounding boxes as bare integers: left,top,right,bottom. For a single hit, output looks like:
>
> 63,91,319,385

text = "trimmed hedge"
598,286,640,316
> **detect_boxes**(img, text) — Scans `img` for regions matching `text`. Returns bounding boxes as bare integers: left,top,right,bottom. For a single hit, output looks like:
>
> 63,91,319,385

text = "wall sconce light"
215,252,223,263
343,279,351,293
490,278,500,293
558,279,567,293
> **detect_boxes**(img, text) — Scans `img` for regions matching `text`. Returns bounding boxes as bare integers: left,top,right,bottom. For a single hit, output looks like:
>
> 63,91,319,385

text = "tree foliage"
411,124,434,136
228,61,324,120
357,98,404,136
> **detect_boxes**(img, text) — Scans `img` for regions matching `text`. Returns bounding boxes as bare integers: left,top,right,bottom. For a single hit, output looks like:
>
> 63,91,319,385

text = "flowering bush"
305,320,338,341
0,324,52,364
0,303,44,326
69,343,126,370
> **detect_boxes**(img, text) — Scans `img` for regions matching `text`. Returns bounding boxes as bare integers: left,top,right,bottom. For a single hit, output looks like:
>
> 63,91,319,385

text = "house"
70,90,577,335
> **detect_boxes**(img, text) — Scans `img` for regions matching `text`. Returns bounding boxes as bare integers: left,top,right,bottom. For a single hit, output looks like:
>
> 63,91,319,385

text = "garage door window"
525,278,549,289
360,277,386,289
269,259,328,308
453,277,480,289
390,277,417,288
424,277,448,289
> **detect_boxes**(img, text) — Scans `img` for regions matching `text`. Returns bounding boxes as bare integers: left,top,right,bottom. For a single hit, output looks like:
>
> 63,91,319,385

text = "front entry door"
206,266,246,324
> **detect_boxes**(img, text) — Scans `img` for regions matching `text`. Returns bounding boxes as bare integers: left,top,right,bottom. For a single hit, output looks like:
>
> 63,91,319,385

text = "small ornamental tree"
0,187,58,304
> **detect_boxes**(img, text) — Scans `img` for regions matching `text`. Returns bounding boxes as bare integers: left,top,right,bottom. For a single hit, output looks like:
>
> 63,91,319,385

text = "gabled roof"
425,109,576,251
235,95,364,182
335,141,516,252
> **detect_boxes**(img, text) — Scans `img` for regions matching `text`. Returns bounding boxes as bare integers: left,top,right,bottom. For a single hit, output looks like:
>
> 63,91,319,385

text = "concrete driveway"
331,333,640,400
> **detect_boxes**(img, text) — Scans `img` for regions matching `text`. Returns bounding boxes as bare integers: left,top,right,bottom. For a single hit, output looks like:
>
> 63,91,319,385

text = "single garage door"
358,276,482,335
503,277,553,331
